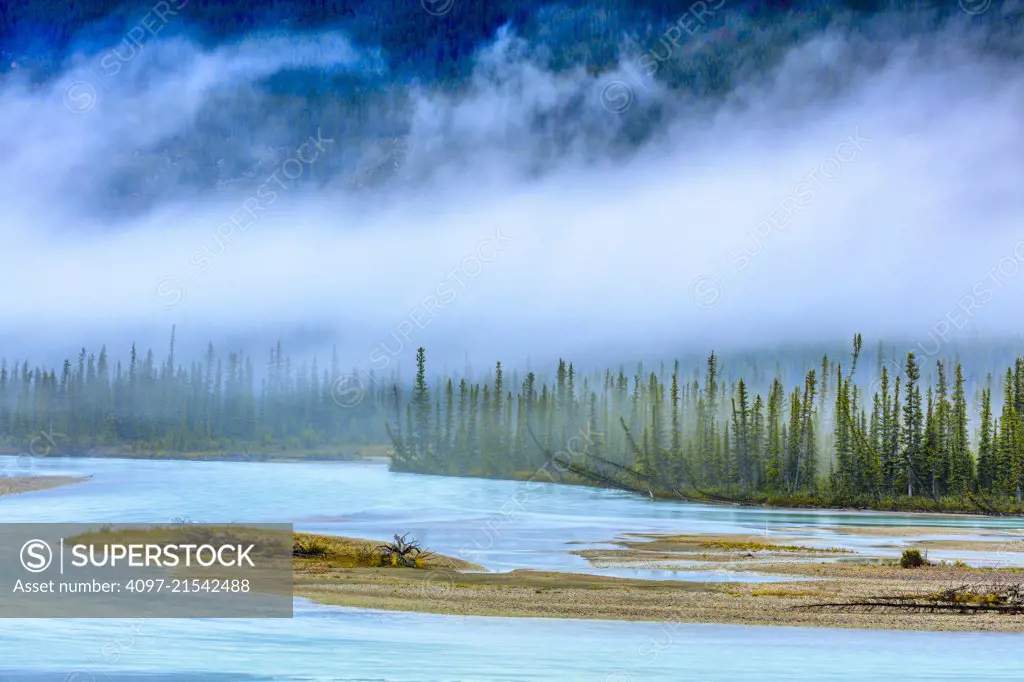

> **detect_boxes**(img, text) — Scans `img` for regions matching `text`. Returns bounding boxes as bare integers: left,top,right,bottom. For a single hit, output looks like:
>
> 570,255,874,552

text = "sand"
0,475,86,497
293,530,1024,631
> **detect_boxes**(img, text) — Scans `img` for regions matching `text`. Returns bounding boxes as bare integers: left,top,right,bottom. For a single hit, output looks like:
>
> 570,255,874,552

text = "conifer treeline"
390,336,1024,508
0,330,391,453
4,331,1024,510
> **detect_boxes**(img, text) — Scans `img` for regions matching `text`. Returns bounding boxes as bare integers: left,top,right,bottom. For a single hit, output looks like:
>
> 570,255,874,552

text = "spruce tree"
932,360,950,497
413,347,431,463
730,380,750,494
901,353,923,497
766,378,784,492
949,362,971,495
977,377,994,491
997,368,1017,497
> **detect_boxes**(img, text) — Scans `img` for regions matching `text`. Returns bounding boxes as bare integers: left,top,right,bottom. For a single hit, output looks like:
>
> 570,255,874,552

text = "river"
0,455,1022,681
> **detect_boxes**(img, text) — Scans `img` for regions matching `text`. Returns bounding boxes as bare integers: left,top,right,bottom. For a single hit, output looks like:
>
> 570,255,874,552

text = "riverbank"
0,444,391,463
4,442,1018,516
0,475,88,497
389,464,1024,516
294,530,1024,631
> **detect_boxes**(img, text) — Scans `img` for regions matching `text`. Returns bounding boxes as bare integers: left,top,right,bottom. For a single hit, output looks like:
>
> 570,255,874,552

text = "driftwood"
376,533,432,568
797,581,1024,615
797,601,1024,614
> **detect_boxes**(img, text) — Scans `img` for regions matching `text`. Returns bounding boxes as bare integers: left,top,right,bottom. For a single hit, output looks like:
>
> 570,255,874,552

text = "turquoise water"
1,455,1023,681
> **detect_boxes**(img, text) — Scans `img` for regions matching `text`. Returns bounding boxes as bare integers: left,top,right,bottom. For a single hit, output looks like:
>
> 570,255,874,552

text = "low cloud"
1,6,1023,371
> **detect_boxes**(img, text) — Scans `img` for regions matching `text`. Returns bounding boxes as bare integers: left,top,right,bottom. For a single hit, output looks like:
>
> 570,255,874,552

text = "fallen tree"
797,581,1024,615
376,533,433,568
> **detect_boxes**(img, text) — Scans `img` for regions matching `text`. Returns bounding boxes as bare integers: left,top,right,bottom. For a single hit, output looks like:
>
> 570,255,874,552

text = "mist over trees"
0,329,392,453
3,0,1019,214
3,0,1023,368
387,336,1024,510
4,332,1024,511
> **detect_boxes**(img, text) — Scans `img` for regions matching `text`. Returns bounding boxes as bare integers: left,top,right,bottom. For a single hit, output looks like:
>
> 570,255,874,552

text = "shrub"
900,549,927,568
293,535,334,558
